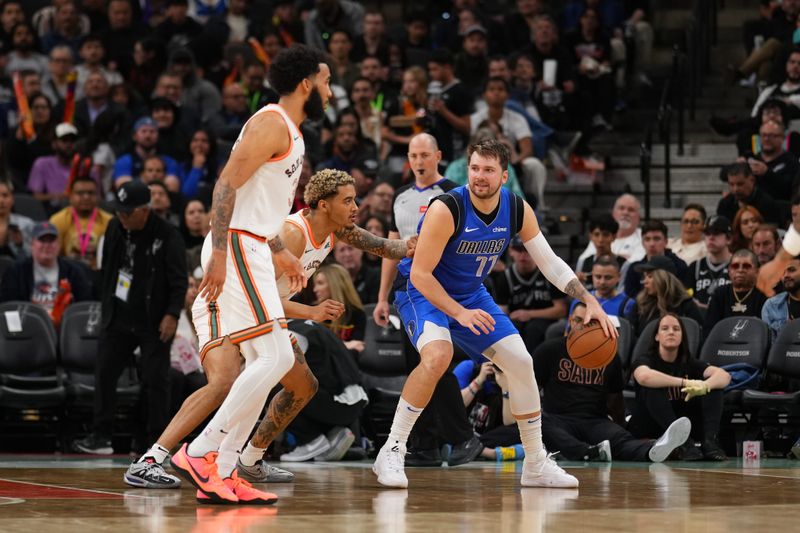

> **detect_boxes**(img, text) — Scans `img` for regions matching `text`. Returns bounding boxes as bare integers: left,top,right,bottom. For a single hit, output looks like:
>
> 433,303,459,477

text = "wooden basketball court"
1,455,799,532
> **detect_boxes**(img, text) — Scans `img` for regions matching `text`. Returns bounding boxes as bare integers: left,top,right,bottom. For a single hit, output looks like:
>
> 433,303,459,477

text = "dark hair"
404,9,428,25
429,48,454,67
589,213,618,234
328,28,352,43
365,213,389,236
732,248,759,267
147,179,168,195
683,203,707,221
468,139,510,171
754,223,780,243
593,254,621,271
350,77,373,89
641,219,668,238
488,54,508,66
71,175,96,188
649,313,691,367
759,98,788,123
360,54,382,65
721,161,753,181
80,33,103,48
267,44,326,96
484,76,510,92
792,192,800,206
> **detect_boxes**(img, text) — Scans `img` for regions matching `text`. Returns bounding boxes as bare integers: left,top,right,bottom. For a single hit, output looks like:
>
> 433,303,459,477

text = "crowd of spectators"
4,0,797,463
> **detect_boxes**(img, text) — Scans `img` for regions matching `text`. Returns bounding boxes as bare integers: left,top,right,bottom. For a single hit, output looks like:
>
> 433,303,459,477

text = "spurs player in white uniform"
129,45,331,505
230,169,416,481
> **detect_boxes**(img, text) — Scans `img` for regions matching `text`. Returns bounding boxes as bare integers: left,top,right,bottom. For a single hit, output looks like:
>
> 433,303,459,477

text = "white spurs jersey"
228,104,305,239
276,211,335,298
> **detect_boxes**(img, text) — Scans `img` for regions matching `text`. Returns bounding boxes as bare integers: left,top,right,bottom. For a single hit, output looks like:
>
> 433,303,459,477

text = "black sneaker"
701,439,727,461
73,434,113,455
677,439,703,461
448,435,484,467
405,447,442,467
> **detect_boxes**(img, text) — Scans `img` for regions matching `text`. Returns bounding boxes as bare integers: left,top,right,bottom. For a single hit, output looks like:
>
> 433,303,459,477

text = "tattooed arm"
517,200,618,338
198,112,290,301
335,225,416,259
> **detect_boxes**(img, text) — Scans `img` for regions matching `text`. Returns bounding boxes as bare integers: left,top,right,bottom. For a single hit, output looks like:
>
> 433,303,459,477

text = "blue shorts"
394,282,519,362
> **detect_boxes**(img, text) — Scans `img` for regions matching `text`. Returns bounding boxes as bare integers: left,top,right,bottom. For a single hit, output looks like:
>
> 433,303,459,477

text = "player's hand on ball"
199,249,227,301
456,307,496,335
274,248,307,293
312,299,345,322
405,235,418,257
582,299,618,338
373,300,390,327
681,379,709,401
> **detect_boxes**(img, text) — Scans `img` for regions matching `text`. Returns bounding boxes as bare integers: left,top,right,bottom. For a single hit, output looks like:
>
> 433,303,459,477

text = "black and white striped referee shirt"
390,178,458,239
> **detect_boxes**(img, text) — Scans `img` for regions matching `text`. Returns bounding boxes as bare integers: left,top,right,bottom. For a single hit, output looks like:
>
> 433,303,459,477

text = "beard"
469,180,502,199
304,87,325,121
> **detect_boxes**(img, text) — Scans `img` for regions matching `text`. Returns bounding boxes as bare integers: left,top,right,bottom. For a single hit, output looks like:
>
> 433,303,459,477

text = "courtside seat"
12,194,47,221
545,319,567,339
616,317,635,371
743,319,800,406
700,317,769,405
60,302,140,406
630,316,702,363
624,317,700,402
359,304,408,446
0,302,65,409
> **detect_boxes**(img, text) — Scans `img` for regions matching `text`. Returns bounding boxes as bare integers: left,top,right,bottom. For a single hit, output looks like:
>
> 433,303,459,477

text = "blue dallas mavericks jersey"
397,185,516,297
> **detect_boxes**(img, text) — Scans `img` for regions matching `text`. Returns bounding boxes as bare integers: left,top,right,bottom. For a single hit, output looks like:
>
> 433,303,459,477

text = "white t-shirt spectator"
469,107,532,146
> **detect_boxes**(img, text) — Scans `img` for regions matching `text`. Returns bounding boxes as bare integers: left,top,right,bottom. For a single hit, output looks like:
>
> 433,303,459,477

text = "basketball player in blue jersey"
373,139,618,489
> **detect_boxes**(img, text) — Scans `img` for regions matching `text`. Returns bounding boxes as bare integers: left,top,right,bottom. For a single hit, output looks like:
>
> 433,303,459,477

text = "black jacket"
717,187,783,226
288,319,361,395
0,256,92,303
100,212,187,331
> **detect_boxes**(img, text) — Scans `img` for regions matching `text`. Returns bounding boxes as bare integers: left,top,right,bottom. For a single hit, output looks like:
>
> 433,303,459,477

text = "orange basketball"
566,320,618,369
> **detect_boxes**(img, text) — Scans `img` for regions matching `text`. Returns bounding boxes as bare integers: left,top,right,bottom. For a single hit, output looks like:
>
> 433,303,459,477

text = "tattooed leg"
250,342,319,448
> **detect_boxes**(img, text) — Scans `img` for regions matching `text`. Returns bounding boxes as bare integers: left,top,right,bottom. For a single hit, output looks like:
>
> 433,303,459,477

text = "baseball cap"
133,116,158,132
510,236,525,250
634,255,677,276
55,122,78,139
112,180,151,213
352,156,379,178
32,222,58,240
461,24,487,37
704,215,731,235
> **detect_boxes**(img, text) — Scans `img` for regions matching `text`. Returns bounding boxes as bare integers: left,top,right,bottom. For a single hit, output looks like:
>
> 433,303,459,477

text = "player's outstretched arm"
335,225,417,260
410,201,495,335
517,201,618,338
758,217,800,296
199,112,289,301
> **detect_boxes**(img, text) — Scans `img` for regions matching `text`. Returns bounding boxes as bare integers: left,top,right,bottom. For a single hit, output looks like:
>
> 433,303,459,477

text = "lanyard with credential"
71,207,98,258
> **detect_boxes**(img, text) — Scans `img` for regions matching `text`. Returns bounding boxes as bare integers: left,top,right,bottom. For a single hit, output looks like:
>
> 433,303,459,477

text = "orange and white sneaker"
170,443,238,504
223,471,278,505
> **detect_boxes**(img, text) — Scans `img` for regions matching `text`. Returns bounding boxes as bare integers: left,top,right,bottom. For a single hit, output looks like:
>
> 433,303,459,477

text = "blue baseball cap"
133,116,158,132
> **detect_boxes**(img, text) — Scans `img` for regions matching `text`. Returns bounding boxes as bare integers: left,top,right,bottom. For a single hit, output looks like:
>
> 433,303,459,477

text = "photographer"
453,359,524,462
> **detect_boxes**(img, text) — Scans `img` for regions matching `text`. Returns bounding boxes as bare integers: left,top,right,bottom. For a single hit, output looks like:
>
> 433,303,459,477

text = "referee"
373,133,482,467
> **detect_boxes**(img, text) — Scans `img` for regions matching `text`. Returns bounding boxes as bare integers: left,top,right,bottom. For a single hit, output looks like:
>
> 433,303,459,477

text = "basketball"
566,320,618,369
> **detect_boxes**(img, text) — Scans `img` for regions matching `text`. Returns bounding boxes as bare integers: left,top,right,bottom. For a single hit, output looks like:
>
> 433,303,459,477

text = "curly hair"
304,168,355,208
267,44,327,96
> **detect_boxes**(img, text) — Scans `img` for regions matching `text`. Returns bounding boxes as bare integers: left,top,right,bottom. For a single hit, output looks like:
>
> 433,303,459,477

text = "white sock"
139,443,170,464
386,397,423,447
517,415,544,459
188,427,227,457
239,442,267,467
